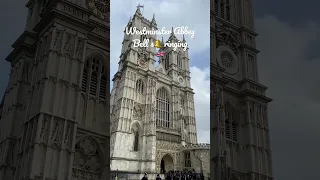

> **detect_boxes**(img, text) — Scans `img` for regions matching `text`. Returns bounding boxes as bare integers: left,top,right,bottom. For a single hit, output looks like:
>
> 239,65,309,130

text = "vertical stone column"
212,82,228,180
143,77,157,173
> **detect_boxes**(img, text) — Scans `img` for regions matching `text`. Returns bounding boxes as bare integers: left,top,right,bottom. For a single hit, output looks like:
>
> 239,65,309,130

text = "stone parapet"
182,143,210,151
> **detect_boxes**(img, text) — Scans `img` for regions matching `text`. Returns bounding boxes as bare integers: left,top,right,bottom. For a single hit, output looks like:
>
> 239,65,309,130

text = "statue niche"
132,105,143,120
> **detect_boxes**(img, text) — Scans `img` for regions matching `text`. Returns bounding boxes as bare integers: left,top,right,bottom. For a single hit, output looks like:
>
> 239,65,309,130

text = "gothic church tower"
110,7,198,178
212,0,274,180
0,0,110,179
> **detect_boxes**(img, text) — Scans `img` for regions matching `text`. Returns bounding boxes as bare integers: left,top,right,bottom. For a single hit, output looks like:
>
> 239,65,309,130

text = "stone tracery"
72,136,102,180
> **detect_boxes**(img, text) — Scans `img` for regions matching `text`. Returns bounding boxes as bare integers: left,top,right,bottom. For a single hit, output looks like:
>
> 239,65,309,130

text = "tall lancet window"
164,54,169,70
133,131,139,151
214,0,219,14
136,79,144,94
81,55,108,100
177,53,182,68
185,151,191,167
132,123,140,151
226,0,231,21
156,87,170,128
225,104,237,141
215,0,231,22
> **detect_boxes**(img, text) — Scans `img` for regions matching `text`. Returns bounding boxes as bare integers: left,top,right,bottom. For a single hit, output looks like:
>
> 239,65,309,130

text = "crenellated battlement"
182,143,210,151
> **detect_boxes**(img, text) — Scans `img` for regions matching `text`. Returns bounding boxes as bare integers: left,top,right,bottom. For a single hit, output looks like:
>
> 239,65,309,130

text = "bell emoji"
154,40,162,48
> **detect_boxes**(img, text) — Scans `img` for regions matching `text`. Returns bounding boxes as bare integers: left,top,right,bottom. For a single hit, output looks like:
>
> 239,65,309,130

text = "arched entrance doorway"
160,154,174,174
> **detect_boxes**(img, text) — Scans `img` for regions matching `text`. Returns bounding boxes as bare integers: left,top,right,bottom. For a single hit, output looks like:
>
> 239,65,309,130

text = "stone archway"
160,154,174,173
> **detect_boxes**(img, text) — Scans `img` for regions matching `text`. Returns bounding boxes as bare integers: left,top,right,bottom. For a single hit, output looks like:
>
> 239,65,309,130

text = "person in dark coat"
156,174,162,180
141,172,148,180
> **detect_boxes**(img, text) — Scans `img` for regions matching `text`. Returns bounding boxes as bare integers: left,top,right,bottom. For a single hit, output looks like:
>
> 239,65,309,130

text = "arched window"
132,123,140,151
177,53,182,68
184,151,191,167
156,87,170,128
81,55,107,100
136,79,144,94
225,103,237,141
133,131,139,151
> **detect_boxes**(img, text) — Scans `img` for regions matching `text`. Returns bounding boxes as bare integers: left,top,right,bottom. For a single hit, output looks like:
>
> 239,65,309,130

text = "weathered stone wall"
182,143,210,178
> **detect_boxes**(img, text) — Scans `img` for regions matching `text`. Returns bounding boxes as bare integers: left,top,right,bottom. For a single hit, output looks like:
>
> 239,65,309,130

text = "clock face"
87,0,108,20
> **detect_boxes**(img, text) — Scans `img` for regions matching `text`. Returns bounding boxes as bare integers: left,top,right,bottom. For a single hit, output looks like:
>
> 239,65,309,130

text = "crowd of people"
141,169,207,180
163,169,205,180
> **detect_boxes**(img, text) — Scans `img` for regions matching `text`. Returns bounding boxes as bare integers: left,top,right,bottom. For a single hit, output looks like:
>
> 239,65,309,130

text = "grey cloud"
0,1,27,95
255,16,320,179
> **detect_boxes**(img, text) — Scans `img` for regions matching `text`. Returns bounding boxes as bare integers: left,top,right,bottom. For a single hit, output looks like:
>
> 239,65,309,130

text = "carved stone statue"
133,105,142,119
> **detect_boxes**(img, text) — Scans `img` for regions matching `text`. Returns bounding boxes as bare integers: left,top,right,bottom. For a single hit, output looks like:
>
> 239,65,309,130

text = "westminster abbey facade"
109,6,210,180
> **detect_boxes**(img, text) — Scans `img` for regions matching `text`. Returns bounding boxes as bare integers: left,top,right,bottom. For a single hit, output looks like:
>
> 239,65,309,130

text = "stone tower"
0,0,110,180
110,7,198,179
212,0,274,180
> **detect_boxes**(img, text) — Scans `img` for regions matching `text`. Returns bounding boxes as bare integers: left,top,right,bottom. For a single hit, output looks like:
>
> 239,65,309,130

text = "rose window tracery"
72,136,102,179
221,51,233,68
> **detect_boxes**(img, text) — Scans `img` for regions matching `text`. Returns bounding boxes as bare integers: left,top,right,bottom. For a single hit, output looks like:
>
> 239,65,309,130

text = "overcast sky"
0,0,319,179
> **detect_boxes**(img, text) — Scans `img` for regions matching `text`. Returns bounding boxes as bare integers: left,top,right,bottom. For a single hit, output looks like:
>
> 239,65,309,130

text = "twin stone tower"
110,6,209,179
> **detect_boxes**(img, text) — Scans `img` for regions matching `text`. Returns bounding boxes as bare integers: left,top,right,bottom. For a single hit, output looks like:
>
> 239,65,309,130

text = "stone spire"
127,16,132,26
168,27,178,42
135,5,142,16
151,13,157,26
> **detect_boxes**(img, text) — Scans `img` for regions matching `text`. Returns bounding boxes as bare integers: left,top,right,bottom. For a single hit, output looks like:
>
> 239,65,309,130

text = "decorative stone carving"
63,33,74,55
87,0,109,20
75,38,85,59
52,30,62,52
216,24,240,53
180,94,185,106
172,88,179,96
132,105,143,120
152,79,156,94
73,136,102,180
137,51,148,68
156,140,181,151
147,121,156,135
40,115,50,143
156,132,181,143
221,51,234,68
64,122,73,150
178,77,184,84
177,69,184,76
